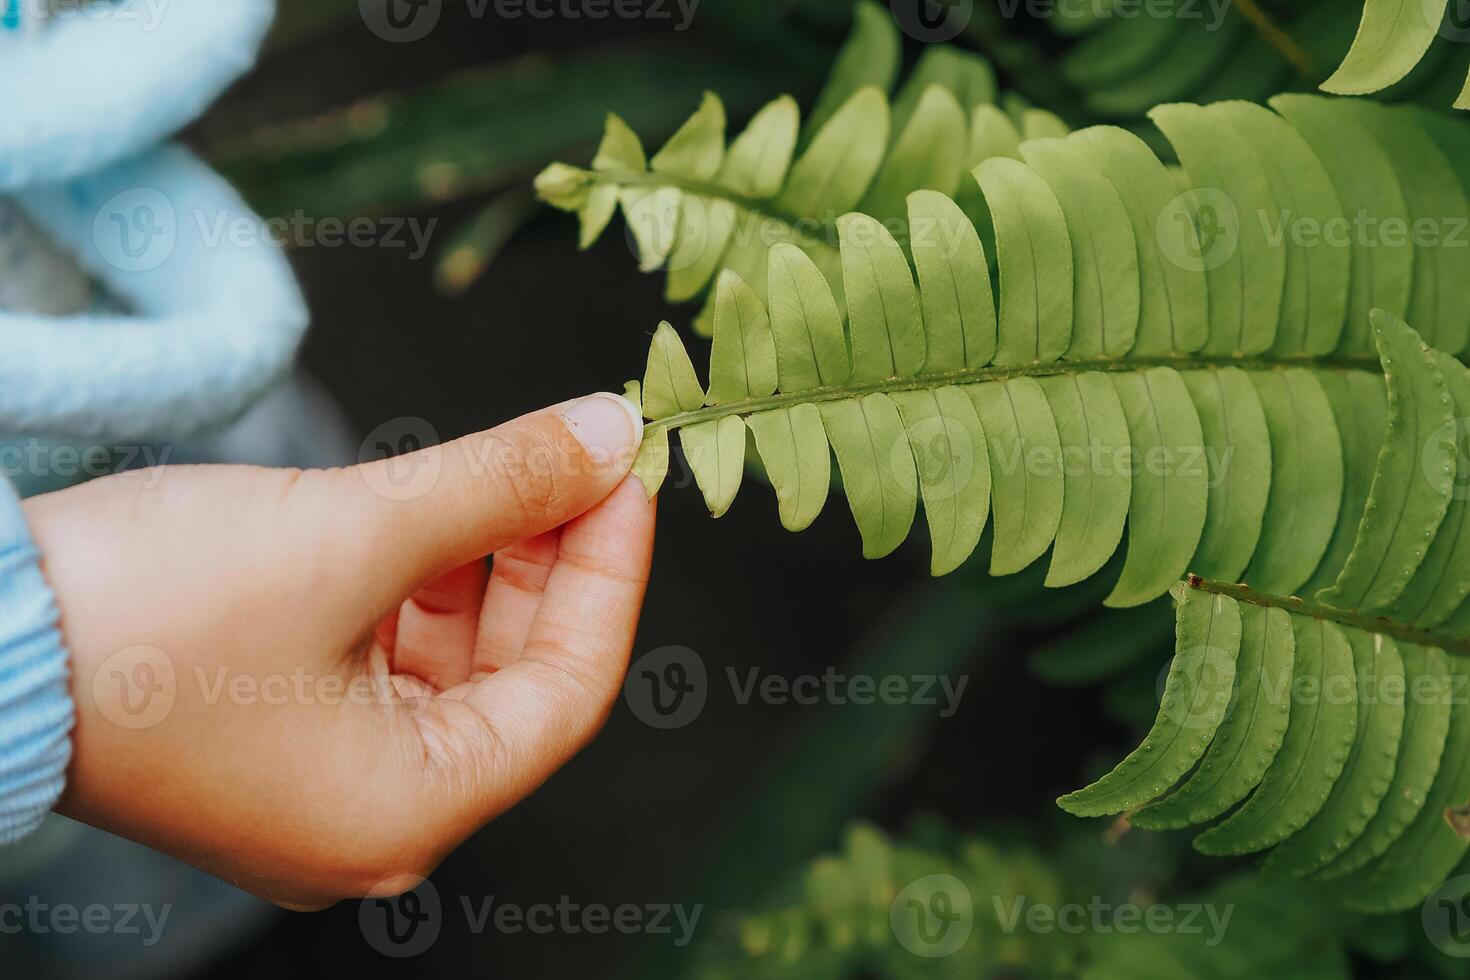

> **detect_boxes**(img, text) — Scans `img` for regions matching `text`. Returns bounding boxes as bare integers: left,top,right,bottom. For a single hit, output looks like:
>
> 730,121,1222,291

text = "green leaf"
1081,11,1248,118
977,157,1075,366
1021,108,1071,141
1066,125,1208,355
642,320,705,419
1243,368,1344,596
970,379,1064,576
967,104,1024,164
1387,353,1470,626
1319,313,1455,612
1317,644,1452,879
906,190,996,371
1106,368,1207,608
857,86,967,225
766,243,850,390
1180,368,1272,584
1302,370,1389,594
1207,100,1351,358
1321,0,1447,96
745,406,830,532
682,415,747,518
631,425,671,499
1057,587,1241,817
650,91,725,179
620,184,680,273
776,87,891,220
1195,617,1359,856
706,271,778,405
1132,605,1294,830
820,395,917,559
838,212,925,381
1063,7,1181,90
801,0,900,143
719,96,800,199
1018,136,1139,360
891,387,991,576
1150,101,1284,356
1339,659,1470,912
1263,629,1405,877
1038,373,1131,588
1269,95,1414,357
890,45,997,134
1347,100,1470,356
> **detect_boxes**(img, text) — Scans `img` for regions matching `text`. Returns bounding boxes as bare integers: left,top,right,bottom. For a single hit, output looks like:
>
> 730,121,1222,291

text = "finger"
391,560,490,689
459,477,655,811
342,393,642,616
473,530,561,674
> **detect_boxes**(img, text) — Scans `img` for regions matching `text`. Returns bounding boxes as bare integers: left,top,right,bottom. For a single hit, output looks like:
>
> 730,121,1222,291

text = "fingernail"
559,393,644,459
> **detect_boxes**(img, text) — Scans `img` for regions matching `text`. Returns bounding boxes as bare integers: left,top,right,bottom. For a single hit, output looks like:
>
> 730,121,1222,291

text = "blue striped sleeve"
0,476,72,843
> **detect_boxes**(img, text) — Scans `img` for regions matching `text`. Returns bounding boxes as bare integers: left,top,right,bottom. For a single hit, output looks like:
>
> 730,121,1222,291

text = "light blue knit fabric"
0,0,296,842
6,146,309,440
0,0,276,191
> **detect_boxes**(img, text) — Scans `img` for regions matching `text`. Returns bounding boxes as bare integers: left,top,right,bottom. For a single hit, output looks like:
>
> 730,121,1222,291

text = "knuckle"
482,426,566,522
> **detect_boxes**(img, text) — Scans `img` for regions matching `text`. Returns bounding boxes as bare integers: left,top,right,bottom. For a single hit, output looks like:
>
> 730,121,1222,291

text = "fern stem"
589,168,828,236
646,355,1381,435
1230,0,1315,79
1185,576,1470,656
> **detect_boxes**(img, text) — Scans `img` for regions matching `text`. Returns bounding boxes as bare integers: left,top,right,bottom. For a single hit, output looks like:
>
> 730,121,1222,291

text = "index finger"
458,476,655,813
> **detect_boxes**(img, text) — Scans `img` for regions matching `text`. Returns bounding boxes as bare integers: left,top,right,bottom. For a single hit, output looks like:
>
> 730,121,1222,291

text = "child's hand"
21,394,653,910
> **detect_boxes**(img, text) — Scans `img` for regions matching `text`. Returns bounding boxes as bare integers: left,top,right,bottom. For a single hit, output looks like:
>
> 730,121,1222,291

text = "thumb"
345,392,643,589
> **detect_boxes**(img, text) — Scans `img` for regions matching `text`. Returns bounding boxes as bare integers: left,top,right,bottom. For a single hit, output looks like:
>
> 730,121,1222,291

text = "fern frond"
1061,314,1470,908
1051,0,1470,113
1058,0,1307,117
1063,576,1470,913
1324,0,1470,108
620,88,1470,607
689,821,1353,980
534,4,1033,335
